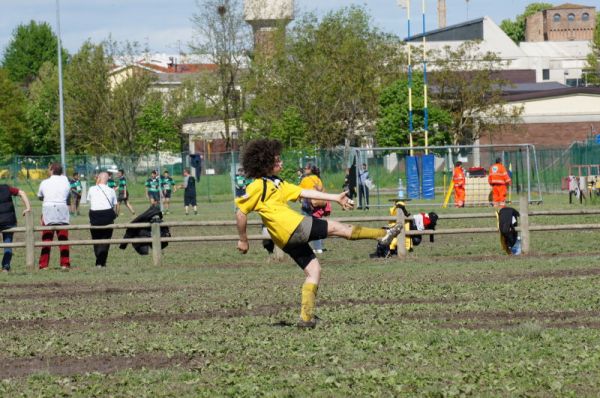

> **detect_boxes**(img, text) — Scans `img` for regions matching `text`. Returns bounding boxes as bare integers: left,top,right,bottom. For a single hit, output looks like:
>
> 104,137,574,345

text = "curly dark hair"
241,139,283,178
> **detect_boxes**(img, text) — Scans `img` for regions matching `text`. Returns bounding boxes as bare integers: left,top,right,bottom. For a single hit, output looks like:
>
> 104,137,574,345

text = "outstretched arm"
18,190,32,216
300,190,353,210
236,210,249,254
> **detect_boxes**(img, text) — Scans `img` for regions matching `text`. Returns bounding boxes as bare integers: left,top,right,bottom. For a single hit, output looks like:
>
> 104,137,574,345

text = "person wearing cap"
145,170,161,206
488,158,512,207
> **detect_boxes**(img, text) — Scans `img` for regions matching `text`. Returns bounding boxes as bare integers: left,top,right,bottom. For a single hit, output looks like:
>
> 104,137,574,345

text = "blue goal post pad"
421,154,435,199
406,156,420,199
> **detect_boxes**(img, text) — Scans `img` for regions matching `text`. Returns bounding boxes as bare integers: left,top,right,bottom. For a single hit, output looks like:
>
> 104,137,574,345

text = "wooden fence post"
519,194,530,255
396,210,407,258
25,210,35,270
151,219,162,266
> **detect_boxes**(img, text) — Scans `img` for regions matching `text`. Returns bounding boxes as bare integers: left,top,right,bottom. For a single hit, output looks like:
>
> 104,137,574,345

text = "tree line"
11,2,590,157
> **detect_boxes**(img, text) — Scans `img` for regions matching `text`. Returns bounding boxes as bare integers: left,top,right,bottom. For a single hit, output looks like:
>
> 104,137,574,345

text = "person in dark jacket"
0,185,31,272
180,168,197,215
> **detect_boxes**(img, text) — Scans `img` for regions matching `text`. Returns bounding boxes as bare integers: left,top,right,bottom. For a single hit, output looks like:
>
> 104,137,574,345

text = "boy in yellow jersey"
235,139,402,328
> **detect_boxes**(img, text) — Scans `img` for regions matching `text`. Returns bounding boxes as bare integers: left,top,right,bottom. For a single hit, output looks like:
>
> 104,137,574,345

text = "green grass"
0,195,599,396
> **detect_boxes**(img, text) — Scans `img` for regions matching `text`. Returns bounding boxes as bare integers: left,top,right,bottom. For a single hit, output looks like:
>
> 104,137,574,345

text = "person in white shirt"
37,163,71,270
87,172,117,268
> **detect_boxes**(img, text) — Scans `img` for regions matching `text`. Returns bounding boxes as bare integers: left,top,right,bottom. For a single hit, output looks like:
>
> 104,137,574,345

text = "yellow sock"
349,226,386,240
300,283,319,322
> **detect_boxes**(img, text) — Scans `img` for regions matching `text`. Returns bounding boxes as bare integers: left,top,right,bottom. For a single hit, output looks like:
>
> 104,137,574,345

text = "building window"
567,13,575,22
582,13,590,21
553,13,561,22
566,78,583,87
542,69,550,80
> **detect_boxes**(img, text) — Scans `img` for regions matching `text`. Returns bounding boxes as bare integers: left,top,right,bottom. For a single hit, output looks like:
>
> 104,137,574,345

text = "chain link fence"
0,141,598,203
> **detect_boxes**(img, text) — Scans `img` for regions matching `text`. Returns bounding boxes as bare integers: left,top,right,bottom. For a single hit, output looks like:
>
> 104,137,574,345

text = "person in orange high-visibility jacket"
488,158,511,207
452,161,466,208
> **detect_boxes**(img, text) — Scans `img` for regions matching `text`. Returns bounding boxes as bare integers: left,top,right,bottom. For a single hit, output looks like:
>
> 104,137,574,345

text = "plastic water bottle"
511,236,522,255
397,178,406,199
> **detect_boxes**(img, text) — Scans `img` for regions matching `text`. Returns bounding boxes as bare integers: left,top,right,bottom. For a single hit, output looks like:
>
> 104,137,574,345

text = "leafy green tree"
245,6,404,149
500,3,553,43
191,0,251,149
0,69,28,155
64,41,113,155
584,12,600,86
26,62,60,155
1,21,68,86
136,95,180,153
431,42,523,145
376,74,452,148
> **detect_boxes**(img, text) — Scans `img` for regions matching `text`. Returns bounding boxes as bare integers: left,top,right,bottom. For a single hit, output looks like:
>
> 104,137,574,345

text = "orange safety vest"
452,166,465,187
488,163,511,185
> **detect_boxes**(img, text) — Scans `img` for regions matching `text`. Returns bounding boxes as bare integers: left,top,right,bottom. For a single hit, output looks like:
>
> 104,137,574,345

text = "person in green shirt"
69,173,83,216
160,170,176,214
107,172,118,191
116,169,136,216
234,167,251,198
145,170,161,206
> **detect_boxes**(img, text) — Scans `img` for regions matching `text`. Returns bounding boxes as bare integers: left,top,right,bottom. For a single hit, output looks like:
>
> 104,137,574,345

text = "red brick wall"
480,121,597,148
193,139,240,155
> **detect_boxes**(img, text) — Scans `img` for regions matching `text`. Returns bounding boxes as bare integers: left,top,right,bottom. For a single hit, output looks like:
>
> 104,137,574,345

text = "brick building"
525,3,596,42
480,87,600,147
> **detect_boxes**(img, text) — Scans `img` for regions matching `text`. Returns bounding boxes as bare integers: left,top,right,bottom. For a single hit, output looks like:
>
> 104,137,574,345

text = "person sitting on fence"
69,173,82,216
38,163,71,270
88,172,117,268
235,139,403,329
0,184,31,272
116,169,136,216
145,170,161,206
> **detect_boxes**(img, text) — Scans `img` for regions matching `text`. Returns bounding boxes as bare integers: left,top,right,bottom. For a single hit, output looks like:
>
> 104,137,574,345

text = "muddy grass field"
1,196,600,396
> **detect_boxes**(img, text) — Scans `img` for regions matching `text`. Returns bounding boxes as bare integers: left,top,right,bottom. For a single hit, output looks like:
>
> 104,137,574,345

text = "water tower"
244,0,294,56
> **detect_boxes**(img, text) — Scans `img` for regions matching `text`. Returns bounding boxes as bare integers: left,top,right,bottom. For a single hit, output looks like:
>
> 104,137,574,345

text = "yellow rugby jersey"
235,177,305,248
299,175,323,190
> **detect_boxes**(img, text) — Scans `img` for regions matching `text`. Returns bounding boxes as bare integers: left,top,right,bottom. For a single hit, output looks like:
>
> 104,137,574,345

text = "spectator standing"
116,169,135,216
300,163,326,254
234,168,250,198
488,158,512,208
180,168,197,215
37,163,71,270
358,163,370,210
0,184,31,272
342,163,357,200
107,172,118,192
87,172,117,268
160,170,176,214
145,170,161,206
452,161,466,208
69,173,82,216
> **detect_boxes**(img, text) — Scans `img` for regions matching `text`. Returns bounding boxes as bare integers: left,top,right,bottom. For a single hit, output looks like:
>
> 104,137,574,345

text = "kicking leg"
327,219,401,245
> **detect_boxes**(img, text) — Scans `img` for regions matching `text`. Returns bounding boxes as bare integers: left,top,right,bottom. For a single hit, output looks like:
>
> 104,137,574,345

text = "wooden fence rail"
1,197,598,269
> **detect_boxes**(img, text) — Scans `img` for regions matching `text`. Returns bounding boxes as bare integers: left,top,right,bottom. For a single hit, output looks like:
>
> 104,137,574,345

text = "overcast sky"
1,1,598,55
